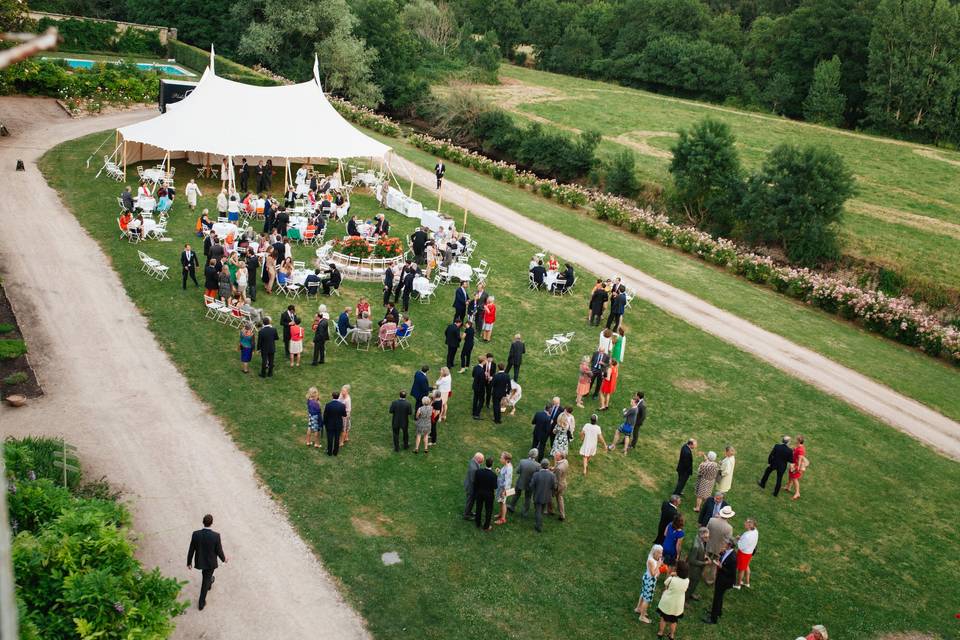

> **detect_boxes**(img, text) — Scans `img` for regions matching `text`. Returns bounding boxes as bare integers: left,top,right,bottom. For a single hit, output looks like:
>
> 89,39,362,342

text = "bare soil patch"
672,378,711,393
351,513,392,537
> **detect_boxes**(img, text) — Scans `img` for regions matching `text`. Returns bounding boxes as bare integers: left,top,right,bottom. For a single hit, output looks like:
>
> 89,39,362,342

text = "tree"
126,0,242,56
763,71,794,114
546,25,601,75
803,55,846,126
0,0,28,31
605,150,641,198
740,144,855,266
669,118,745,234
234,0,381,106
354,0,429,113
401,0,459,55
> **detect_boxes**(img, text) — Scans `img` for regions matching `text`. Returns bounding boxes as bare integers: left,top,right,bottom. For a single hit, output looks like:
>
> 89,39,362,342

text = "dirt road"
392,155,960,461
0,97,369,639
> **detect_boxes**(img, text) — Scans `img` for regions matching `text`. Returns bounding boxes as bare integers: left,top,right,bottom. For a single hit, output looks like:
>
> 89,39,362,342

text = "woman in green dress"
611,326,626,364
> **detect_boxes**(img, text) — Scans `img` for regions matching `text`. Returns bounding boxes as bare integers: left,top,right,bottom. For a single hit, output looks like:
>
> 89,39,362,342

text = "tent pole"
285,158,291,192
437,182,443,214
121,139,127,180
463,206,468,232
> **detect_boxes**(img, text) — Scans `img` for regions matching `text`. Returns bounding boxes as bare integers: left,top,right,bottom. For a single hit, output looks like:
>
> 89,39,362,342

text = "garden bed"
0,282,42,399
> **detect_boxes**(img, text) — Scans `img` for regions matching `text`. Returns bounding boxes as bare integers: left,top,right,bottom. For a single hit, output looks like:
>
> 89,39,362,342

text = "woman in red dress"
482,296,496,342
598,359,619,410
785,435,807,501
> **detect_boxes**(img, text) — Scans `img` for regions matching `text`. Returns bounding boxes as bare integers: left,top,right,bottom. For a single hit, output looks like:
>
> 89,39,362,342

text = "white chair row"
203,296,252,328
137,251,169,280
544,331,576,355
103,156,123,182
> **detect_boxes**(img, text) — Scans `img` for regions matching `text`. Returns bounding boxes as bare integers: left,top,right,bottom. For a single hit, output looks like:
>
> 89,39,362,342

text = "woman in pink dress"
785,435,807,501
575,356,591,408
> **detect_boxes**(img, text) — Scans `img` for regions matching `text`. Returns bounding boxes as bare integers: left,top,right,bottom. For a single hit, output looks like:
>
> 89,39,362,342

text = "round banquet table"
447,262,473,282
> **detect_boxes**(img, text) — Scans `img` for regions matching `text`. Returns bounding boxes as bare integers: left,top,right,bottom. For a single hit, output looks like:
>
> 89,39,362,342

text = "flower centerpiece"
374,236,404,258
332,236,372,258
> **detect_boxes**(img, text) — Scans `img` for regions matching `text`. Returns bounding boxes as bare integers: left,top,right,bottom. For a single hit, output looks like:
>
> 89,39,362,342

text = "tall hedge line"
168,39,280,85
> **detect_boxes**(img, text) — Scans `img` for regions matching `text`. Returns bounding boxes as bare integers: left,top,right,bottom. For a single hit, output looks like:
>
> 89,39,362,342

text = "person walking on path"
785,435,809,500
758,436,794,497
674,438,697,495
508,449,540,517
473,456,498,531
656,561,690,639
434,159,445,189
389,391,412,452
734,518,759,590
530,459,556,532
548,452,569,521
704,537,737,625
716,446,736,494
257,317,279,378
186,514,227,611
685,526,710,602
494,451,513,525
462,452,484,519
504,334,526,382
636,544,664,624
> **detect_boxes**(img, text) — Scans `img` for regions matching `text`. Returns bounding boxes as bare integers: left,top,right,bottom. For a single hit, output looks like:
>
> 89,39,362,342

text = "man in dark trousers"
459,321,475,373
483,352,496,408
606,285,627,330
186,513,226,611
239,158,249,192
674,438,697,495
400,264,416,311
698,492,729,528
203,258,219,297
324,390,347,456
410,365,431,408
588,280,608,325
473,456,497,530
508,448,540,517
530,260,547,288
280,305,300,357
629,391,647,450
654,494,682,544
409,227,428,265
531,405,553,462
257,317,279,378
490,363,512,424
704,537,737,624
471,355,486,419
758,435,794,496
444,319,462,369
255,160,266,193
382,266,394,306
504,334,526,382
589,349,611,399
394,261,410,301
453,281,468,322
463,452,484,519
311,312,329,365
530,459,556,532
435,159,445,189
180,243,199,289
322,263,342,295
388,390,413,451
244,249,260,302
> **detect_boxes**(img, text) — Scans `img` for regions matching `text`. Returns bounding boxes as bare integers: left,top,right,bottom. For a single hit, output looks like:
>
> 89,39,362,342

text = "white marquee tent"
115,50,392,182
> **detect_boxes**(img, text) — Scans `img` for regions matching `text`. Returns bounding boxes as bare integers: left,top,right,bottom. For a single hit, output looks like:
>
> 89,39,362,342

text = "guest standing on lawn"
238,322,255,374
288,319,304,367
413,396,432,454
482,296,496,342
674,438,697,496
551,406,575,457
656,561,690,639
636,544,664,624
575,356,592,408
758,436,793,497
305,387,322,448
685,527,710,602
505,334,525,382
785,436,809,500
459,320,475,373
462,452,484,519
435,367,452,422
339,385,353,447
694,452,720,512
578,414,607,475
598,359,619,410
311,312,330,366
257,317,278,378
704,537,737,625
717,446,736,494
186,178,202,210
494,451,513,525
734,518,759,590
662,514,686,566
388,391,412,452
473,457,498,531
611,326,626,363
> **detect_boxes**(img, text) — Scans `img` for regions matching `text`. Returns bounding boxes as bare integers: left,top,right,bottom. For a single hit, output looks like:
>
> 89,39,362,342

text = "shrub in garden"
605,150,641,198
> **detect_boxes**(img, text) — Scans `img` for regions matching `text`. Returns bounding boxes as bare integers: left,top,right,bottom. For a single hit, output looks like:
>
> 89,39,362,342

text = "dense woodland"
24,0,960,145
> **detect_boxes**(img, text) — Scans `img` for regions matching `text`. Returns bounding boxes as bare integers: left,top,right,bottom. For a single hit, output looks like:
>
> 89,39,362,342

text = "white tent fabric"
117,59,391,161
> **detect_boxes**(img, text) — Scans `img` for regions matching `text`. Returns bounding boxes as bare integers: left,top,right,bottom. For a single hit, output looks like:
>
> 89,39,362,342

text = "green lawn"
459,64,960,298
368,131,960,423
40,132,959,640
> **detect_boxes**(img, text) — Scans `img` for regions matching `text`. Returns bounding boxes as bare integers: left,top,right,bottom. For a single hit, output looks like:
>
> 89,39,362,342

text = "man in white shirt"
734,518,759,589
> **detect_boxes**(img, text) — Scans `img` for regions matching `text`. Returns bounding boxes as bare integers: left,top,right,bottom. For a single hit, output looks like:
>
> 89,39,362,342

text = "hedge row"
36,17,164,56
168,39,280,84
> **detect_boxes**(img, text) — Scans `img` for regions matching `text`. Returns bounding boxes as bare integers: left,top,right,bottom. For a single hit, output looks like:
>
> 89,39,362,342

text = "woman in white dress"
216,188,228,217
503,379,522,415
339,384,352,446
220,158,229,188
435,367,452,421
716,445,736,493
185,179,202,210
598,328,614,354
578,414,608,475
295,165,308,193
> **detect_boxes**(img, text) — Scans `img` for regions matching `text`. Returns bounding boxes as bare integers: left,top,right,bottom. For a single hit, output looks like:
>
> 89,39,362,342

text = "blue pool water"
47,57,194,76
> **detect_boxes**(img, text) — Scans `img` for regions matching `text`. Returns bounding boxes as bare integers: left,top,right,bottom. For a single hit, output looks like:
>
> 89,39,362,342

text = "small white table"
447,262,473,282
142,168,165,184
212,222,238,238
543,270,560,290
412,276,432,295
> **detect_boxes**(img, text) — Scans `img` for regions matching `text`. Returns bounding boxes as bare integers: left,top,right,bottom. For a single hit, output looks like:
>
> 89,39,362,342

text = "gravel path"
391,155,960,461
0,97,369,640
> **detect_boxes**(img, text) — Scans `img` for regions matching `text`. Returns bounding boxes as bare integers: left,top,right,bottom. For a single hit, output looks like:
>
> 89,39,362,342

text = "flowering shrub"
374,236,404,258
329,96,402,137
0,59,159,112
332,236,373,258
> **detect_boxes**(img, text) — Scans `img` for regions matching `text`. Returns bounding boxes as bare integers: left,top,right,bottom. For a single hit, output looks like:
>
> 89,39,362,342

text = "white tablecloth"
356,171,379,187
421,210,454,233
212,222,238,238
447,262,472,282
289,269,311,286
544,270,559,290
141,219,158,237
142,168,164,183
136,196,156,213
386,187,422,219
412,276,432,295
289,215,309,235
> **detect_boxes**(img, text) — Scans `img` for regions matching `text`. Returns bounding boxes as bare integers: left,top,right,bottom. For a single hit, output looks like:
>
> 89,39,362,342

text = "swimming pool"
44,57,195,77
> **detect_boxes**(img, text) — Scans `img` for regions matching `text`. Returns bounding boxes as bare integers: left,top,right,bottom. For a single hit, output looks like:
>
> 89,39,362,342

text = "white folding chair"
204,295,224,319
544,335,564,355
379,329,397,351
334,327,354,346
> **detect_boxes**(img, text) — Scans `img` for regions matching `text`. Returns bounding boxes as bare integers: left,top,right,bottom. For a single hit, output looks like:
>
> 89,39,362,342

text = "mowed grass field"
458,64,960,298
41,132,959,640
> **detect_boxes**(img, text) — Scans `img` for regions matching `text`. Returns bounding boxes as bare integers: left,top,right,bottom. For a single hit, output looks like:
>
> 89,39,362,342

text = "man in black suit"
239,158,249,192
473,456,497,530
274,208,290,237
547,396,562,447
255,160,265,193
257,317,279,377
121,186,135,212
654,494,681,544
374,213,390,236
280,305,299,357
410,227,428,265
758,436,794,496
698,492,729,528
304,269,323,297
452,281,468,323
388,391,413,451
674,438,697,495
346,216,360,237
606,285,627,330
704,537,737,624
445,319,462,368
530,260,547,288
589,349,611,399
490,363,512,424
483,352,496,408
460,321,475,373
311,312,329,365
324,391,348,456
504,334,526,382
244,249,260,302
203,258,218,296
393,261,409,301
180,243,199,289
588,280,608,325
530,405,553,462
401,267,416,312
186,513,226,611
322,263,342,295
434,160,445,189
382,266,394,306
471,355,486,419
